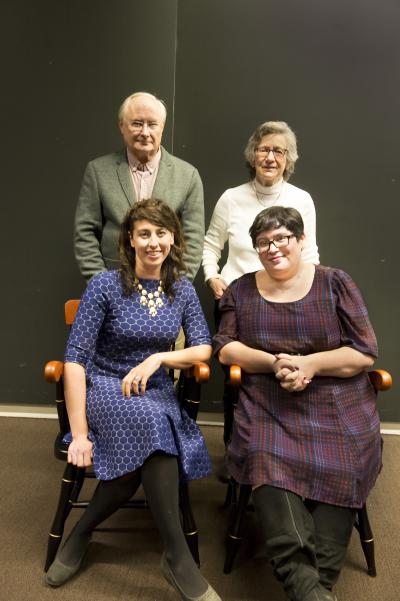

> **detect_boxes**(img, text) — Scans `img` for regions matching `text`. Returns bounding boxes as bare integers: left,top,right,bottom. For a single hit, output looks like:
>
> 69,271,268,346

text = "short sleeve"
180,280,212,347
212,281,239,356
64,273,109,367
333,269,378,358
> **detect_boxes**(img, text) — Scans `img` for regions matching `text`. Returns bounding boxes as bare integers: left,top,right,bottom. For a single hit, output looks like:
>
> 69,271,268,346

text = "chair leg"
222,477,237,509
179,482,200,566
224,484,252,574
69,466,86,508
356,504,376,577
44,462,80,571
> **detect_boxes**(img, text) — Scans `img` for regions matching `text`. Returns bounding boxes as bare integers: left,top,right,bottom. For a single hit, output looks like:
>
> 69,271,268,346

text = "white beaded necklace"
134,277,165,317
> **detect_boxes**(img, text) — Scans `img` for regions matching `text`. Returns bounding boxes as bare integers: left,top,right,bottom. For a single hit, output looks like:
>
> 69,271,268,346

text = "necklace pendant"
134,277,165,317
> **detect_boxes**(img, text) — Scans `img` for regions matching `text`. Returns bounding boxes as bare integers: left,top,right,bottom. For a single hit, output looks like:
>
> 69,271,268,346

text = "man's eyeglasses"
255,234,295,253
128,120,161,132
255,146,287,159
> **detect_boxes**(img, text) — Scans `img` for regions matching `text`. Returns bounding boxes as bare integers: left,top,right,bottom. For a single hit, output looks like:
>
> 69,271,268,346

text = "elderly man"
74,92,204,281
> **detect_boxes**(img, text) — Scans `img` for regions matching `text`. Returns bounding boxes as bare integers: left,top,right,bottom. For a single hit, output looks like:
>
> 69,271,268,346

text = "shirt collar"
127,148,161,173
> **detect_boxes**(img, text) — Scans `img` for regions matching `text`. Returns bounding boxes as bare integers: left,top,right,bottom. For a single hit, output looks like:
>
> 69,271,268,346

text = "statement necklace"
134,277,164,317
253,180,284,207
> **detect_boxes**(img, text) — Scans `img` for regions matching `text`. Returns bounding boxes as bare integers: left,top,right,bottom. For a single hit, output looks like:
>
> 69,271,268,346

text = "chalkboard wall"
1,0,398,420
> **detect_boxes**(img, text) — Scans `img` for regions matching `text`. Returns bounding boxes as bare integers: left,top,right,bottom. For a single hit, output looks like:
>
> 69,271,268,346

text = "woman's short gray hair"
244,121,299,181
118,92,167,123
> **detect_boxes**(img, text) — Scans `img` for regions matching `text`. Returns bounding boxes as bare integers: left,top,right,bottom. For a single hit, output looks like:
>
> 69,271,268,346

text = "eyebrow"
136,227,166,233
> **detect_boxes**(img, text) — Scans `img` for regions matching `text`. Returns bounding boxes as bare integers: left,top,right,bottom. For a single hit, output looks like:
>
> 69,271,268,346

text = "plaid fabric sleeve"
212,280,239,356
333,268,378,358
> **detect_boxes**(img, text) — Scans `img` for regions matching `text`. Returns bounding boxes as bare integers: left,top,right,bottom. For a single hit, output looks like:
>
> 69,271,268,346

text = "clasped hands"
273,353,314,392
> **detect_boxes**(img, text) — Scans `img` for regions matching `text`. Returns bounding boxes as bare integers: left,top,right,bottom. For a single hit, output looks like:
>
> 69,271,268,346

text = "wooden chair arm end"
44,360,64,383
184,362,210,383
368,369,392,392
229,364,242,386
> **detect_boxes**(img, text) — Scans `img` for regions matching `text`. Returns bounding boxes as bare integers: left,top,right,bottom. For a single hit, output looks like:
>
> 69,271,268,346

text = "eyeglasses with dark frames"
255,234,296,253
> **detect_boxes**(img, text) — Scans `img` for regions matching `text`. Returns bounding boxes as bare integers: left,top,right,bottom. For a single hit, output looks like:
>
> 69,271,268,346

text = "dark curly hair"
118,198,186,299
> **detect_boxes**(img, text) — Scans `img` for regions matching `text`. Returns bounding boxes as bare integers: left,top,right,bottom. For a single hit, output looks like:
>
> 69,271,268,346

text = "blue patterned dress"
213,266,382,509
64,271,212,481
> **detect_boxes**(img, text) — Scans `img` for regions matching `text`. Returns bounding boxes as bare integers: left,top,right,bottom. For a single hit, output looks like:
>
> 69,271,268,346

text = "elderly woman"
202,120,319,301
213,206,381,601
203,121,319,448
46,199,221,601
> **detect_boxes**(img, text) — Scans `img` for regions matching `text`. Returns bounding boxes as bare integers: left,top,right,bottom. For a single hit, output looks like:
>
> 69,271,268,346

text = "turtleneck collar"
254,178,284,195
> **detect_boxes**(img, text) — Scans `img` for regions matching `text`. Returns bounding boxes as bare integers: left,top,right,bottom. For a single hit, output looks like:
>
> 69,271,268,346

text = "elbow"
218,348,229,365
363,354,375,369
204,345,213,362
197,344,212,362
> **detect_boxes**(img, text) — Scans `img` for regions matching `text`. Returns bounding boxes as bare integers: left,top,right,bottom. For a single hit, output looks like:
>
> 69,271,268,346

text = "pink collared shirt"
127,148,161,201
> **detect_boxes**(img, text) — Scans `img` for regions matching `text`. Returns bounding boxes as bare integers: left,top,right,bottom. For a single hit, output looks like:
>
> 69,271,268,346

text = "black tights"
58,453,207,597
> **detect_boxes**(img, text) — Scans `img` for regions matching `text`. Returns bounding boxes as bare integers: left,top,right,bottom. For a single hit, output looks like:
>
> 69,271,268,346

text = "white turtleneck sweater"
202,179,319,285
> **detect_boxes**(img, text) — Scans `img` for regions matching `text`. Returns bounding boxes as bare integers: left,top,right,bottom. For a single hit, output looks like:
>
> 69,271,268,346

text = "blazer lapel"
153,147,171,199
116,151,136,206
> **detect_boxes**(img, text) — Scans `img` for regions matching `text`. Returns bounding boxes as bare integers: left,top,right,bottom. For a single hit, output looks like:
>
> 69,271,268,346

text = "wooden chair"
44,299,210,571
223,365,392,576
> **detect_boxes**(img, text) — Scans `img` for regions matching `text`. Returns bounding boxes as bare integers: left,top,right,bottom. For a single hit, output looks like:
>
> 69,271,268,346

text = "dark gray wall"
1,0,399,420
174,0,400,419
1,0,177,404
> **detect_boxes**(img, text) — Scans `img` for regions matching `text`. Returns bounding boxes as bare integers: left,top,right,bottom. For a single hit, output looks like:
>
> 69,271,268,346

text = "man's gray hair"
118,92,167,123
244,120,299,181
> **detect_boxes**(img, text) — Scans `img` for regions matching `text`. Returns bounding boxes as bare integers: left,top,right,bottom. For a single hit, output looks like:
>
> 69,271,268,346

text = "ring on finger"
133,375,141,382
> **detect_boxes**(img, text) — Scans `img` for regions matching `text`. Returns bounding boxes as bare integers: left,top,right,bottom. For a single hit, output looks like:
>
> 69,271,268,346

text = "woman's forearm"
303,347,375,378
158,344,212,370
64,362,89,438
218,341,277,373
202,198,228,281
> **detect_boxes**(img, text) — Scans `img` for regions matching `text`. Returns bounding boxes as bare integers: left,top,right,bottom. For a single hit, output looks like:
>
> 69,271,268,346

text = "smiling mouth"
268,255,284,262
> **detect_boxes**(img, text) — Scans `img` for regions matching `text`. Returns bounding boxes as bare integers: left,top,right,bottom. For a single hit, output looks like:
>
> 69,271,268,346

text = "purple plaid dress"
213,266,381,509
64,271,212,482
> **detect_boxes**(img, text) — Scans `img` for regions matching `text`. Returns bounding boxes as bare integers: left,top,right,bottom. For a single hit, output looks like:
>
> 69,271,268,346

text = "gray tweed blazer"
74,147,204,281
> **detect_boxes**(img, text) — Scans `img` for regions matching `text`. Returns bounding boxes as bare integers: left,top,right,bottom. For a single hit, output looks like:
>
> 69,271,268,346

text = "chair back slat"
65,299,80,325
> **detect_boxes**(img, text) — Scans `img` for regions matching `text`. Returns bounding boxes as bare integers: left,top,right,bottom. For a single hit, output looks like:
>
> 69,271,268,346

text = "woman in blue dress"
46,198,221,601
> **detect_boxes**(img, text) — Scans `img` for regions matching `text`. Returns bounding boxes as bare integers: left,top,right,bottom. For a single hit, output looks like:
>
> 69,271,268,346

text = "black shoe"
45,536,91,587
161,553,222,601
303,585,337,601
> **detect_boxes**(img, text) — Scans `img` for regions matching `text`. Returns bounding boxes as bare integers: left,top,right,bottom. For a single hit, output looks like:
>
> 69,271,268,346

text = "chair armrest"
183,362,210,383
368,369,392,392
44,360,64,383
228,364,242,386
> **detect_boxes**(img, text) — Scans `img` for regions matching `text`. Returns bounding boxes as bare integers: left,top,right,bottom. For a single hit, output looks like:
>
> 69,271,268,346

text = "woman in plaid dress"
213,206,381,601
